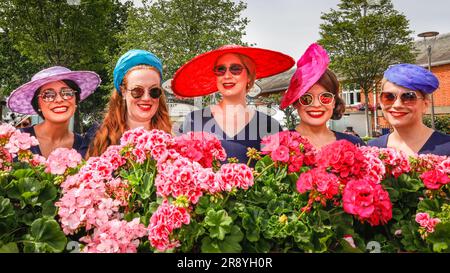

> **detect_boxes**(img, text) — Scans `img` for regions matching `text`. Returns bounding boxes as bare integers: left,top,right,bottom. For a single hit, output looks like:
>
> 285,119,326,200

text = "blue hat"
384,63,439,94
113,49,163,94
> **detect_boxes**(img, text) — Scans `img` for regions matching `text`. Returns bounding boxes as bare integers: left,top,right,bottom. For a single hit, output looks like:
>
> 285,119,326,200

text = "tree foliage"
118,0,250,80
0,0,132,131
318,0,416,136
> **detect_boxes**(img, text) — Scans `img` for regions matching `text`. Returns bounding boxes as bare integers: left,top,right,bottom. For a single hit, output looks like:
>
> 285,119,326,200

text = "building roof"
256,68,294,94
415,32,450,67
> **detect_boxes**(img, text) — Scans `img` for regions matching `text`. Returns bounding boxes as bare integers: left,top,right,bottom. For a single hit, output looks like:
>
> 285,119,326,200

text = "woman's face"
294,83,335,127
37,81,77,124
215,53,249,98
380,81,429,129
123,68,161,125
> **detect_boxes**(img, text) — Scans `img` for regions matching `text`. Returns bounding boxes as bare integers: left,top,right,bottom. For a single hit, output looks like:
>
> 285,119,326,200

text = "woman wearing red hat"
368,64,450,156
173,45,295,165
280,43,365,149
6,66,101,158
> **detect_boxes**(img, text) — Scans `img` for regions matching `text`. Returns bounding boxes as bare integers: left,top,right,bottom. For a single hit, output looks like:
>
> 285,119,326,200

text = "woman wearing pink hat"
280,43,365,149
172,45,295,165
7,66,101,158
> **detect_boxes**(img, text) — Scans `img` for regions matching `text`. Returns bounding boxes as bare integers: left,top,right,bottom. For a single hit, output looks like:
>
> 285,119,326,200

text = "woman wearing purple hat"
368,64,450,156
6,66,101,158
280,43,365,149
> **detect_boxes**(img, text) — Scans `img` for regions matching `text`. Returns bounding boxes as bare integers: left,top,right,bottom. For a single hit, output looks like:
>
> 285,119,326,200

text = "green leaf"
22,217,67,253
0,242,19,253
204,209,233,240
427,222,450,253
418,199,441,213
136,171,155,200
37,183,58,205
41,200,57,217
201,226,244,253
7,177,43,207
12,169,35,179
0,197,15,219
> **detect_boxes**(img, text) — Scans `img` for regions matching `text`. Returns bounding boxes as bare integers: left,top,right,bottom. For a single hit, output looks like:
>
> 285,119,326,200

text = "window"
342,83,361,106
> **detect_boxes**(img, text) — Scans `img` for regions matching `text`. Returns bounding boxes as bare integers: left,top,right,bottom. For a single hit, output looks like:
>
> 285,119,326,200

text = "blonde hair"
86,65,172,158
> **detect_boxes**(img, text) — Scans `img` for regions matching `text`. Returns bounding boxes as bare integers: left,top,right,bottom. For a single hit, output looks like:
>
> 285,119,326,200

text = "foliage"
319,0,416,136
423,114,450,135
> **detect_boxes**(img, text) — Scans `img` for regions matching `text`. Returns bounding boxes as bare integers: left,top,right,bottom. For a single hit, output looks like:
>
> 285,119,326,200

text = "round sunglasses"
213,63,244,77
379,91,424,106
38,88,77,102
298,92,335,106
126,87,163,99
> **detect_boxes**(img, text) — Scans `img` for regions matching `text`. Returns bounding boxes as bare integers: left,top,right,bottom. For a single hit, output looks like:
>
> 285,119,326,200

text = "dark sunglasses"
38,88,77,102
379,91,423,106
298,92,335,106
213,63,245,76
126,87,162,99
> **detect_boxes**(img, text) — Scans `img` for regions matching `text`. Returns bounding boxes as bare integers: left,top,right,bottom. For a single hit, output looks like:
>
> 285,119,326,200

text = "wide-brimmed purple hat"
7,66,101,115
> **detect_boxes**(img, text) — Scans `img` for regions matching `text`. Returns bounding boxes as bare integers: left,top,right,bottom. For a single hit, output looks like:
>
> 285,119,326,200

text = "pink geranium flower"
420,169,450,190
45,148,82,175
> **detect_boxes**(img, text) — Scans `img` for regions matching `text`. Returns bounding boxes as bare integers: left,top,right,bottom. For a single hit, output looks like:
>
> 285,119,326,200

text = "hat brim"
172,47,295,98
7,71,101,115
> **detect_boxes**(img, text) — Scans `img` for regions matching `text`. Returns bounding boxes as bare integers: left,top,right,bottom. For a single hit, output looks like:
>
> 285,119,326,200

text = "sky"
240,0,450,60
130,0,450,61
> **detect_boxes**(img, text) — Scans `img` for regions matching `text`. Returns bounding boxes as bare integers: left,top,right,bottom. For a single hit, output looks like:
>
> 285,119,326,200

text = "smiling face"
380,81,429,129
294,83,335,127
37,81,77,124
122,67,161,126
214,53,250,99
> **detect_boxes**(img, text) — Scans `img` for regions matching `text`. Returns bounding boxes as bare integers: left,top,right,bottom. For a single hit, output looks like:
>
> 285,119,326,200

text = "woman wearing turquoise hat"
368,64,450,156
86,49,172,158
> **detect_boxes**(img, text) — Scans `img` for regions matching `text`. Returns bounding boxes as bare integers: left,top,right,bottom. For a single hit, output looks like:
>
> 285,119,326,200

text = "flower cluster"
148,200,190,252
80,218,147,253
45,148,82,175
378,148,411,178
297,168,340,209
261,131,316,173
57,128,253,252
0,123,39,170
343,179,392,226
316,140,368,183
415,212,441,238
172,131,227,168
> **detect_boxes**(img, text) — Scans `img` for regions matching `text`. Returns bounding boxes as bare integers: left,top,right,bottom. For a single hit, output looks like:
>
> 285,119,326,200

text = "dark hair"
31,80,81,119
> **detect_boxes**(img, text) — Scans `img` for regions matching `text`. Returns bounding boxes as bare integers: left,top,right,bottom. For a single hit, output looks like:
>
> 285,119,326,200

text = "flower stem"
254,162,276,181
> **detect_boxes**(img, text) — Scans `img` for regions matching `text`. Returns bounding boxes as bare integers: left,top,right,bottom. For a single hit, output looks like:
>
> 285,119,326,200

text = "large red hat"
172,45,295,98
280,43,330,109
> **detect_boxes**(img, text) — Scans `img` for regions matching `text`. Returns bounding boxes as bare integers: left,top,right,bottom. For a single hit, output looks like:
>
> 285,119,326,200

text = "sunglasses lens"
299,94,313,106
401,92,418,105
41,90,57,102
130,87,145,98
229,64,244,75
61,88,76,100
213,65,227,76
319,93,334,105
380,92,396,105
150,88,162,99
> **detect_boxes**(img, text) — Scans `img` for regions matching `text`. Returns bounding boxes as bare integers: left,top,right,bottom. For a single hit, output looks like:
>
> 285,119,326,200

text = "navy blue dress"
179,107,283,165
368,131,450,156
20,126,88,158
289,129,366,147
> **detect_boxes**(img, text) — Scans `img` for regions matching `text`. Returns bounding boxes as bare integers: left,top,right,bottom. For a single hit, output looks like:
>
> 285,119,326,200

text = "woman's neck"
391,122,433,144
35,120,71,141
127,119,150,131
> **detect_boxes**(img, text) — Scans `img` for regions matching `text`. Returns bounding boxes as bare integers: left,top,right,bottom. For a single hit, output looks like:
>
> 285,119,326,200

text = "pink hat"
7,66,101,115
280,43,330,109
172,45,295,98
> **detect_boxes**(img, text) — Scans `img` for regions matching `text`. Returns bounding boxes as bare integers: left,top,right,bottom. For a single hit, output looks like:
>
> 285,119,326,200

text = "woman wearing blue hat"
86,49,172,158
368,63,450,156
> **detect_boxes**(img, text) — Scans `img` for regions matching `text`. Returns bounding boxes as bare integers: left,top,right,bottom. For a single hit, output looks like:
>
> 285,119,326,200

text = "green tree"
0,0,132,132
319,0,416,136
118,0,250,81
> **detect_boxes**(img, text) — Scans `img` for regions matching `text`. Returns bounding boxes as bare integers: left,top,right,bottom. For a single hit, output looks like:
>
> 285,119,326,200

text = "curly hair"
86,65,172,158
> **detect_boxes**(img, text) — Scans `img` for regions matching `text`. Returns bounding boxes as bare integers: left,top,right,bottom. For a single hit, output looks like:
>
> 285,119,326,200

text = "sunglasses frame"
213,63,245,77
38,88,77,102
379,91,424,106
298,91,335,106
125,86,163,99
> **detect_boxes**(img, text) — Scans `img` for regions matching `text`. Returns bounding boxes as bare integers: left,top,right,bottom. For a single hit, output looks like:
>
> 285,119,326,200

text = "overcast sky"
131,0,450,60
240,0,450,60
